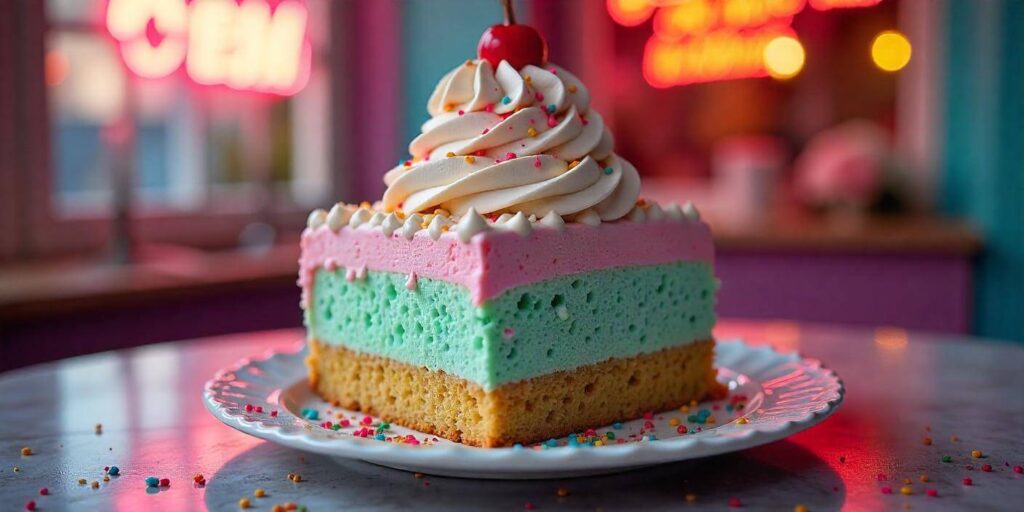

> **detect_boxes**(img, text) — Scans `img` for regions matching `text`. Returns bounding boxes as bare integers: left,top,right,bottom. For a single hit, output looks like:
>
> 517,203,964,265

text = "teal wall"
942,0,1024,341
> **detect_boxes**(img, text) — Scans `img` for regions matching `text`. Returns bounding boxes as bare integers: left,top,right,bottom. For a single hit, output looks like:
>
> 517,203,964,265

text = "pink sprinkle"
245,404,254,413
505,152,517,160
271,410,278,417
728,497,742,508
361,416,373,425
982,464,993,472
339,419,351,427
926,489,939,497
963,477,973,486
25,501,36,511
529,118,535,124
880,486,893,495
580,115,589,126
676,425,687,434
549,67,557,74
877,473,888,481
38,488,48,496
524,503,535,510
712,404,720,410
458,110,465,116
643,411,654,420
536,92,545,102
1015,465,1023,474
584,428,597,437
324,258,338,271
547,115,558,127
643,421,654,429
533,157,542,169
502,327,515,339
255,406,263,413
482,128,489,134
485,104,494,112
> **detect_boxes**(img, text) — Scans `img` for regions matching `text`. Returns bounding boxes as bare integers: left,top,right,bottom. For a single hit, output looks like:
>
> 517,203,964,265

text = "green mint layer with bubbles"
306,262,716,390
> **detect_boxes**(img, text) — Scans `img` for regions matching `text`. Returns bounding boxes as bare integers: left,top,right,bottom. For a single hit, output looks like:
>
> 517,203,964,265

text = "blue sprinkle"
726,404,734,412
567,438,579,447
301,408,319,420
501,96,511,105
145,476,159,487
603,167,613,175
547,104,556,113
375,434,386,441
612,422,623,430
512,443,524,450
545,439,559,448
107,466,120,476
647,435,658,442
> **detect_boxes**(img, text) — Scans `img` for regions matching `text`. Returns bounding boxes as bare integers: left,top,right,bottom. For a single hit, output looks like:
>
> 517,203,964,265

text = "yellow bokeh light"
871,30,911,72
607,0,655,27
762,35,805,79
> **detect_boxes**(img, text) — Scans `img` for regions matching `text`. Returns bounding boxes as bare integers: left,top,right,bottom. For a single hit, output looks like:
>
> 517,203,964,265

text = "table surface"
1,322,1022,511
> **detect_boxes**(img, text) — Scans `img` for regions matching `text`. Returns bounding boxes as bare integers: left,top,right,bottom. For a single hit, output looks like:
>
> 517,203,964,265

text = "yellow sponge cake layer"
307,338,722,447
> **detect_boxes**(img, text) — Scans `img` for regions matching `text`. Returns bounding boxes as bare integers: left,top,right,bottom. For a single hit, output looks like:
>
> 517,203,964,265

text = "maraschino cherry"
477,0,548,70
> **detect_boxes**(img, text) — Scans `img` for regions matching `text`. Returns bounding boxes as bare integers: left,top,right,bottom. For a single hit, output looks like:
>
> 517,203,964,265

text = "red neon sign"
105,0,311,96
610,0,884,87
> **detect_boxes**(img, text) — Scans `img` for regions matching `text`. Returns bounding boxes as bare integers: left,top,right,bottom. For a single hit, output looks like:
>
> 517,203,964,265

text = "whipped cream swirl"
382,59,640,221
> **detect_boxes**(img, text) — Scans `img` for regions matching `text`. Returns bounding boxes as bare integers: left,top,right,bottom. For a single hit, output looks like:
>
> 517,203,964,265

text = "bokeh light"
763,35,805,79
607,0,655,27
871,30,911,72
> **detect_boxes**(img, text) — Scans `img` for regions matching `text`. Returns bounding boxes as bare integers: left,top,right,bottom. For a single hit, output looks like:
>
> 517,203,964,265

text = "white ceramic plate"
204,340,843,479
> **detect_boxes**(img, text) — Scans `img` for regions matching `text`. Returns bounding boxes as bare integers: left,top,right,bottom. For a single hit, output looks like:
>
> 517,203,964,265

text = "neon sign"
106,0,311,96
608,0,883,87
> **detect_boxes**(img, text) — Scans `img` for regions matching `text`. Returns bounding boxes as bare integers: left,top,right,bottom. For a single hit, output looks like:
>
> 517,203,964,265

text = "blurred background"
1,0,1021,370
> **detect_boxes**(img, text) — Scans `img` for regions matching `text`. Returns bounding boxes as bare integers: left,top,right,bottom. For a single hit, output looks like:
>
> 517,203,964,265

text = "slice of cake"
300,13,721,447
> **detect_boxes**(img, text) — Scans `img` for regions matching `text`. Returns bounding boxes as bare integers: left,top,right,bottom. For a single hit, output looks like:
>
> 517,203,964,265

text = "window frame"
5,0,364,261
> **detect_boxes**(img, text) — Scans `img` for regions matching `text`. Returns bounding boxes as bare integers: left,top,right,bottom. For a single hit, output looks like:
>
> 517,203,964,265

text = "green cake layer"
306,262,716,390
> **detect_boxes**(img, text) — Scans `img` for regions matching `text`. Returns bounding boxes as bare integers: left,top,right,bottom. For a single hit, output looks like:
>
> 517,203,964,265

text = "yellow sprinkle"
434,209,450,217
679,405,690,413
239,497,251,509
685,494,697,502
444,103,454,112
737,417,749,425
903,478,912,485
556,487,569,497
950,435,959,442
441,225,450,232
794,506,808,512
900,485,913,495
568,84,577,93
524,75,532,84
465,59,474,66
568,160,581,169
576,436,585,444
594,440,604,447
668,417,680,427
20,447,32,456
920,474,929,482
464,155,476,164
359,201,372,209
103,475,110,482
78,479,87,485
527,127,538,137
414,473,424,479
91,481,99,489
690,400,698,407
971,449,983,458
446,152,456,157
705,415,716,424
255,488,266,498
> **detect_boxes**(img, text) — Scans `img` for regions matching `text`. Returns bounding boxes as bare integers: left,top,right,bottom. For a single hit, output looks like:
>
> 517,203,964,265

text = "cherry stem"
501,0,516,25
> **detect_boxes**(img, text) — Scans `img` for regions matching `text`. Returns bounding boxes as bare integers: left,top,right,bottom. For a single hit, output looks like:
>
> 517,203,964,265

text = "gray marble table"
1,322,1022,511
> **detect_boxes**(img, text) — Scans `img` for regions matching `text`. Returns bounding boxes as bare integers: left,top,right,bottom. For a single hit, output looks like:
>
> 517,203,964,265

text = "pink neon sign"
105,0,311,96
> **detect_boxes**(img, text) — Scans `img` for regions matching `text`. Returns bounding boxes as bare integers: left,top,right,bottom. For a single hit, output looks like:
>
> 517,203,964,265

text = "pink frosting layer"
299,220,714,305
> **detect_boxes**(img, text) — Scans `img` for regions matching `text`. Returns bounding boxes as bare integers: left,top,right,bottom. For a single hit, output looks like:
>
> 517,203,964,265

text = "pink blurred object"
793,120,889,209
